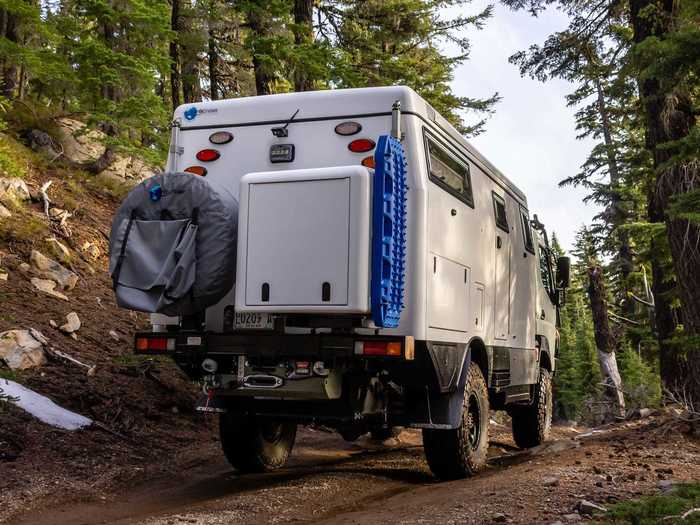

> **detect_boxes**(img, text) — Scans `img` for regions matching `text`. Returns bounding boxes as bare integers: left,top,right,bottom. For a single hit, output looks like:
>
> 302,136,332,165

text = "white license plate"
234,312,274,330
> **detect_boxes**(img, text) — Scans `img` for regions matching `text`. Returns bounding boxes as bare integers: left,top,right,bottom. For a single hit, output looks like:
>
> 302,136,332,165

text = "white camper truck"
115,86,571,480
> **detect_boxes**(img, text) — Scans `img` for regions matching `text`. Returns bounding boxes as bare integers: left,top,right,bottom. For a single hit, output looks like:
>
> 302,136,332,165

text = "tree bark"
248,7,273,95
207,25,220,100
293,0,314,92
1,8,19,99
169,0,182,109
587,264,626,419
630,0,700,403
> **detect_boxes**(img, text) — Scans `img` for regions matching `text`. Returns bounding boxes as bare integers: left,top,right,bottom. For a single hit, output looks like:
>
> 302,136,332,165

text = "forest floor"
3,412,699,525
0,134,698,525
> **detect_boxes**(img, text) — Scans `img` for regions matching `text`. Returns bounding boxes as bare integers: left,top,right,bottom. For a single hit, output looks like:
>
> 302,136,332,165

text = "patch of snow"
0,379,92,430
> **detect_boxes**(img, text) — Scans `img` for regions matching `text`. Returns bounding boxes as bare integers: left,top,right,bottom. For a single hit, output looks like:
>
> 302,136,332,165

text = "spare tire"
109,172,238,316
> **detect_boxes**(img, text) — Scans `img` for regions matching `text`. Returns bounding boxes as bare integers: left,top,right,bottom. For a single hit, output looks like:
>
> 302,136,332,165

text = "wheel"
510,368,552,449
370,426,402,441
422,362,489,480
219,413,297,473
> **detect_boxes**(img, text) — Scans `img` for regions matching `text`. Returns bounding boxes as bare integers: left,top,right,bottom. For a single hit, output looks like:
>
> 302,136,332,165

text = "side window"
538,244,553,293
520,209,535,254
492,192,509,232
425,134,474,207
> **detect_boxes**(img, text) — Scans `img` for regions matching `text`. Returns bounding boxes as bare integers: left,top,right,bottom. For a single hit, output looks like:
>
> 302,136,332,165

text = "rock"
493,513,508,523
0,204,11,218
595,481,604,488
59,312,81,334
30,250,78,290
30,278,69,301
26,129,60,158
577,500,607,516
0,329,48,370
549,522,564,525
634,408,653,419
0,178,31,203
108,330,120,341
0,271,7,281
46,237,71,259
543,476,560,487
562,513,581,522
49,320,58,328
19,262,30,272
658,480,677,493
48,207,66,218
81,241,101,260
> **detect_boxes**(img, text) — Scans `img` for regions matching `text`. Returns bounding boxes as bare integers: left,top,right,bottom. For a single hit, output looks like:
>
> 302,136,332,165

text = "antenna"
271,109,300,138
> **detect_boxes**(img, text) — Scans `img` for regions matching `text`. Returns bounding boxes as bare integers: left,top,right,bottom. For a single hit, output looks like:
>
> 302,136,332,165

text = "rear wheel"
422,362,489,480
219,413,297,473
510,368,552,449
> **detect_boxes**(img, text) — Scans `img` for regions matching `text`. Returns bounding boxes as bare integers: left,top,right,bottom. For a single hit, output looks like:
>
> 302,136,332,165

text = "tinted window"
538,245,553,292
520,209,534,253
492,193,509,232
426,136,473,206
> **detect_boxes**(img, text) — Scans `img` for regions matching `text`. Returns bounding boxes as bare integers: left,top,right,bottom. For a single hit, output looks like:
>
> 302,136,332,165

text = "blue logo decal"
184,107,198,121
149,184,162,202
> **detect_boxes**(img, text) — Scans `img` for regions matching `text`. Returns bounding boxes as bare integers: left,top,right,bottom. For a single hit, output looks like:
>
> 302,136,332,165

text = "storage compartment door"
428,254,469,332
245,178,350,306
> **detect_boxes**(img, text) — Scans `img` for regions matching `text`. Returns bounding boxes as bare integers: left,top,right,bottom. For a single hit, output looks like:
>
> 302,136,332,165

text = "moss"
0,208,48,244
0,134,31,179
594,484,700,525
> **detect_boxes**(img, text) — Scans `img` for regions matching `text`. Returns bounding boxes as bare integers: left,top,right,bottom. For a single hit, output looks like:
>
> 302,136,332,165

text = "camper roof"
174,86,526,204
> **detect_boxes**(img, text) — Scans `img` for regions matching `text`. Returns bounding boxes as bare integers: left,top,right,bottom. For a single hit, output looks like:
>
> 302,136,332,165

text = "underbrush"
0,134,31,179
594,484,700,525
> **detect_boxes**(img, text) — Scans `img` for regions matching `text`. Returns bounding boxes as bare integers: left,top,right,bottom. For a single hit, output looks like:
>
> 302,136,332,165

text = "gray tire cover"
109,172,238,316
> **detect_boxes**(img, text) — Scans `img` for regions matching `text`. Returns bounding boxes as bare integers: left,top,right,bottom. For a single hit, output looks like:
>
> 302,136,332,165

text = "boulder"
0,204,11,218
577,500,607,516
0,178,31,203
59,312,81,334
30,278,69,301
30,250,78,290
0,329,47,370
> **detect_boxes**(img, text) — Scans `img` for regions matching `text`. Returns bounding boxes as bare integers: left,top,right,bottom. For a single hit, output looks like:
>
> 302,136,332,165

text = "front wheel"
422,362,489,480
509,368,552,449
219,413,297,473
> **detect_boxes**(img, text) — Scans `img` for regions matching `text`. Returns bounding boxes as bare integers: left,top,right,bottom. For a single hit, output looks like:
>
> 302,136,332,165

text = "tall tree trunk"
587,264,626,419
207,25,220,100
169,0,182,109
293,0,314,92
1,8,19,99
248,7,273,95
631,0,700,403
594,79,634,315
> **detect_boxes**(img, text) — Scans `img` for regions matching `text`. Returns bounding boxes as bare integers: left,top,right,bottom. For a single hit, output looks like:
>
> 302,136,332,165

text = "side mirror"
556,256,571,289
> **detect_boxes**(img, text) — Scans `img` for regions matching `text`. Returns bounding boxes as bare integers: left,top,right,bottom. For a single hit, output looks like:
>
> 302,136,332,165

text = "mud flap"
407,350,471,430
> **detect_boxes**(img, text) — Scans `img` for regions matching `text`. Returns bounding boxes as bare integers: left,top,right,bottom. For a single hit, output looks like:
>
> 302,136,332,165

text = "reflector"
348,139,375,153
361,156,375,169
209,131,233,144
196,149,220,162
184,166,207,176
334,121,362,136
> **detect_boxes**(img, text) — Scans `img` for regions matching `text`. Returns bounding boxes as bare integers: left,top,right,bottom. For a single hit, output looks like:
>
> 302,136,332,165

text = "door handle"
496,236,502,249
540,309,546,320
451,208,457,216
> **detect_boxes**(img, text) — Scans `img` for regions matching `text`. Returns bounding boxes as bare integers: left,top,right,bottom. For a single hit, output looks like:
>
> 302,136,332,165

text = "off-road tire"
219,413,297,473
422,362,489,480
370,426,402,441
510,368,552,449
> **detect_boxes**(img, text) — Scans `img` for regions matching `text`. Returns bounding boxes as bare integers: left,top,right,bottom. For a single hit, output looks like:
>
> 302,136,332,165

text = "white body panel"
158,86,555,371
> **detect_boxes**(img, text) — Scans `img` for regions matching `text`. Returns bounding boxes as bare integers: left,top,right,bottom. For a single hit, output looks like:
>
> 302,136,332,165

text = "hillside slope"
0,132,213,522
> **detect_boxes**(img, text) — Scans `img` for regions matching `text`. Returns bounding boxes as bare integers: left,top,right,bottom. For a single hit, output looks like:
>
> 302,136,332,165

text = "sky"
445,1,599,252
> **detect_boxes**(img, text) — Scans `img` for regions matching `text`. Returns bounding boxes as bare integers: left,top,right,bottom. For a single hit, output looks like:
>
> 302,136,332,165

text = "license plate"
234,312,274,330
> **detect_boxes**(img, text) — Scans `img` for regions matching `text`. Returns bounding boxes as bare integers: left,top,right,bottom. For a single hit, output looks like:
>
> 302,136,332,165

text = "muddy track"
9,417,700,525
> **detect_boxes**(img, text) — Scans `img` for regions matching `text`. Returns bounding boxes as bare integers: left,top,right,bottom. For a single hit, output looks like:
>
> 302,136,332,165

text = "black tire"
510,368,552,449
422,362,489,480
219,413,297,473
370,426,402,441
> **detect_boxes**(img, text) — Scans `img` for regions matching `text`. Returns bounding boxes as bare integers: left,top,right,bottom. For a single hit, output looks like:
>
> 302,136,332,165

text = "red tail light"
135,336,175,353
361,155,375,169
184,166,207,176
348,139,375,153
354,341,402,357
196,149,220,162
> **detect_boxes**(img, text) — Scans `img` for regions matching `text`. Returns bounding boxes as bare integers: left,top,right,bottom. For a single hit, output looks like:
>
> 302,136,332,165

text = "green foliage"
0,208,47,243
618,343,662,409
593,484,700,525
0,134,29,178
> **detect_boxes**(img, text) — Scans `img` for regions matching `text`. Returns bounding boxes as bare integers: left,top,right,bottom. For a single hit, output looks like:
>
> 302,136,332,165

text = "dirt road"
8,415,699,525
